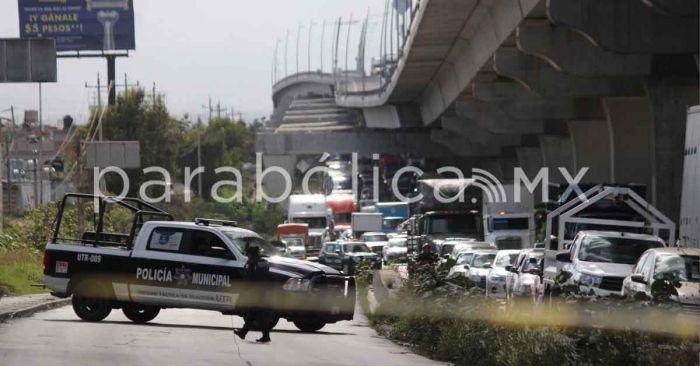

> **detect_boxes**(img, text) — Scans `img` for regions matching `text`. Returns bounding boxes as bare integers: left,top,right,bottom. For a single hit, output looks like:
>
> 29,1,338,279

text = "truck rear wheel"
123,305,160,324
293,319,326,333
72,280,112,322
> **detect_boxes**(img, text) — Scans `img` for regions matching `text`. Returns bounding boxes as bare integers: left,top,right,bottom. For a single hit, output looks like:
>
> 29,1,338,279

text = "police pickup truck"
43,194,355,333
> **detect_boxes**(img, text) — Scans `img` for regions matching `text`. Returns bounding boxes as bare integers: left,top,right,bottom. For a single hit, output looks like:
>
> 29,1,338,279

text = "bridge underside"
260,0,698,222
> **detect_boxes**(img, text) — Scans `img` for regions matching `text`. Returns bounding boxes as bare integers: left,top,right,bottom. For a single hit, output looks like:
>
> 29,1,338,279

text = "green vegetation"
357,265,699,366
0,89,282,296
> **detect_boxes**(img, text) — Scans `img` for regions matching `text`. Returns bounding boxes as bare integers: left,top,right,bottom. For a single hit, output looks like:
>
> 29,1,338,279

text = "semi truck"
405,178,483,253
680,105,699,248
482,183,535,249
287,194,332,257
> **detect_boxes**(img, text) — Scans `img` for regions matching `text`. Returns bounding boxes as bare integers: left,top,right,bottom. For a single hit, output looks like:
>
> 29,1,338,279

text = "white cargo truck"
680,105,699,248
288,194,332,257
482,183,535,249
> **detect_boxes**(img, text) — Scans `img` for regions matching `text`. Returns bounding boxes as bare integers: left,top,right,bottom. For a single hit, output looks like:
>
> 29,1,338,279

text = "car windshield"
456,253,474,265
471,253,496,268
425,214,478,235
292,217,327,229
654,254,700,283
223,234,281,257
282,238,304,248
521,255,543,273
387,239,407,248
343,243,371,253
577,236,663,264
363,234,387,242
494,253,519,268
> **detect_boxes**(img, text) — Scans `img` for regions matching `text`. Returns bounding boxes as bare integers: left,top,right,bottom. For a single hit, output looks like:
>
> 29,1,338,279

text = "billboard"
18,0,135,52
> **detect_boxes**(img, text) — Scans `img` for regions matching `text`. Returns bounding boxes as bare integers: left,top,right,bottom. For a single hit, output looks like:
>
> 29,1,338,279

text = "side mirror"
630,274,646,284
505,265,513,272
556,252,572,263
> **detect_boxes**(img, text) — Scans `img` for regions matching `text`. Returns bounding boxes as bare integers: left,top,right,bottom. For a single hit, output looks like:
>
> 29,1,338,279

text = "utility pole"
85,73,103,110
152,82,157,109
38,83,43,207
119,73,140,95
197,134,202,197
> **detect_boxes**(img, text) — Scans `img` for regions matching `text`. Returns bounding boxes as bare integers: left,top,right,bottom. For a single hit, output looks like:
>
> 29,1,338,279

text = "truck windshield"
334,213,352,223
282,237,304,248
494,253,519,268
343,244,371,253
492,218,529,231
292,217,327,229
471,253,496,268
223,234,281,257
654,255,700,283
456,253,474,265
425,214,478,235
578,236,663,264
363,234,387,242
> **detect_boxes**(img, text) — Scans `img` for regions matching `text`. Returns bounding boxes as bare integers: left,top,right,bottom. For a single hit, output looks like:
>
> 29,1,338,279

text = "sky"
0,0,385,127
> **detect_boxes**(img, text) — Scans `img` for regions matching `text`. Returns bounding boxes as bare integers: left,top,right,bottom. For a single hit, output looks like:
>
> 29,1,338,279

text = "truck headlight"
578,273,602,288
283,278,312,292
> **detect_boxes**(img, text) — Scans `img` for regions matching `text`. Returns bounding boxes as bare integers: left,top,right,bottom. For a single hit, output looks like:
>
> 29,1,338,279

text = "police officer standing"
234,246,273,343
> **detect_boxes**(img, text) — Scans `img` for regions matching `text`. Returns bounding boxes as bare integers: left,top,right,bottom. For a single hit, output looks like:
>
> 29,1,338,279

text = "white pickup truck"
43,194,355,333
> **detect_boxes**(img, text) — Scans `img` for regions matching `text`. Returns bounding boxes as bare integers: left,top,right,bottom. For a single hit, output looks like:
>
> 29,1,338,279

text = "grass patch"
0,249,47,296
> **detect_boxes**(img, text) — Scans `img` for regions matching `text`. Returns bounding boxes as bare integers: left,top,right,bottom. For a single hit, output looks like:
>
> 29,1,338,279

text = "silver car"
622,247,700,313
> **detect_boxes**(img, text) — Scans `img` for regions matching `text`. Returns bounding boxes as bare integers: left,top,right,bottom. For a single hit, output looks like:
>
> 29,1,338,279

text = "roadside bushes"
360,265,699,366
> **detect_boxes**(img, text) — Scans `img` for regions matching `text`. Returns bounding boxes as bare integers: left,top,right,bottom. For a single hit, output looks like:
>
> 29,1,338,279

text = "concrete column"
516,147,544,180
603,97,654,191
645,74,700,221
494,48,645,98
547,0,698,54
261,155,298,199
538,135,574,183
567,120,612,183
516,20,652,77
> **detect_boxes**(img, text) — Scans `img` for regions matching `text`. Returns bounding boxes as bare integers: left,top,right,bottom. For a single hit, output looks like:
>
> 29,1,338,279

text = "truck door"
130,227,245,311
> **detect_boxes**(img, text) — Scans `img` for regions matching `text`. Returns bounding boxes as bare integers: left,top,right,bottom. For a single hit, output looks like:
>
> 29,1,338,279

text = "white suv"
554,231,665,296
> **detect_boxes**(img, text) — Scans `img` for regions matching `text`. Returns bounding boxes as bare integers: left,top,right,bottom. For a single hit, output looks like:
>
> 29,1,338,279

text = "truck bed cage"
195,218,238,227
544,185,676,255
52,193,174,249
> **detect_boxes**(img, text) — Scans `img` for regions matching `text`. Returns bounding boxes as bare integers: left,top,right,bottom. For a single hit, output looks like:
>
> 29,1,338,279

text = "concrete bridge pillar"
645,72,700,220
516,147,544,181
603,97,654,191
538,135,574,184
567,120,612,183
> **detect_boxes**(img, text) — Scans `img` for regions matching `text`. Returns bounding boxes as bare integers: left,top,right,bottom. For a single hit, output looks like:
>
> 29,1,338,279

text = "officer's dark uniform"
234,246,273,343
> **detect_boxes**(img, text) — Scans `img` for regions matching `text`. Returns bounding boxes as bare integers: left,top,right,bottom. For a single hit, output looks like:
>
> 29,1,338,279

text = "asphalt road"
0,305,444,366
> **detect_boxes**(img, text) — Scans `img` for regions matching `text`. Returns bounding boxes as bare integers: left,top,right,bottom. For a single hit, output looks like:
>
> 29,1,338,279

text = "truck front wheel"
293,319,326,333
123,305,160,324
